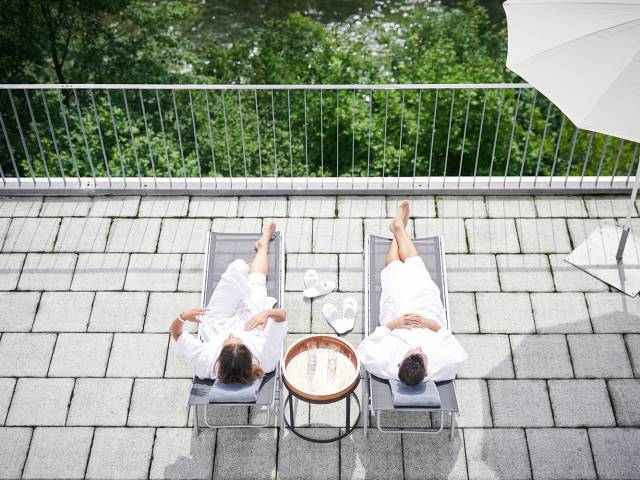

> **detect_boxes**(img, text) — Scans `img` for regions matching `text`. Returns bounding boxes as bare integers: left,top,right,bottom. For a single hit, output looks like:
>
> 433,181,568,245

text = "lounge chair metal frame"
363,234,460,439
189,231,285,435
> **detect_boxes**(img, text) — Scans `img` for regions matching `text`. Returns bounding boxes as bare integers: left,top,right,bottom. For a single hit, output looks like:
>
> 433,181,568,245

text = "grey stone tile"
6,378,74,426
0,427,32,479
238,196,287,217
489,380,553,427
213,429,275,480
535,196,587,217
566,218,616,246
152,428,216,480
465,428,531,480
3,217,60,252
0,218,8,250
23,427,93,479
386,195,437,218
67,378,133,426
125,253,181,291
466,218,520,253
139,195,189,217
89,292,148,332
18,253,77,291
145,292,200,333
341,431,401,479
437,195,487,218
0,333,56,376
188,196,239,217
178,253,203,291
413,218,467,253
449,293,479,333
40,196,92,217
447,254,500,292
516,218,571,253
0,291,39,331
549,379,615,427
403,428,467,480
277,428,339,479
337,196,386,217
548,253,609,292
71,253,129,291
589,428,640,480
86,427,154,479
476,293,535,333
455,379,492,427
283,292,311,333
311,292,363,334
527,428,596,480
511,334,574,378
363,217,414,237
33,291,93,332
54,217,110,252
627,334,640,376
485,196,537,218
211,217,262,233
313,218,363,253
128,379,191,426
568,334,633,378
0,378,16,424
0,253,24,290
158,218,211,253
107,333,168,377
457,334,514,378
531,292,592,333
497,254,554,292
88,196,140,217
338,254,363,292
0,196,42,216
584,195,634,218
164,341,193,378
608,379,640,426
49,333,112,377
264,217,312,253
586,292,640,333
106,218,161,253
288,196,336,218
285,253,338,291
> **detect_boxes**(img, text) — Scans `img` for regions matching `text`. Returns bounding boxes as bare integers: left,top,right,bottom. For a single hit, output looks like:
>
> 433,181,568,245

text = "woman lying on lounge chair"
169,223,287,383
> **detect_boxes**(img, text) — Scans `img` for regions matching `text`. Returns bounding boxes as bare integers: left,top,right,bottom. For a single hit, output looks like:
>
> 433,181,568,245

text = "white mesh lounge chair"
363,234,459,439
188,231,284,434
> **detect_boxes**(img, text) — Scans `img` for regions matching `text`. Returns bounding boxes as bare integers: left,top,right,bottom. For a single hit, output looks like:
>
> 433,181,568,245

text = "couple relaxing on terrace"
169,201,467,387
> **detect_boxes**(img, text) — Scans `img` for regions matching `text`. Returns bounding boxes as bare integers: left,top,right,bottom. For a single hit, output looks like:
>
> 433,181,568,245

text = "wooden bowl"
282,335,360,402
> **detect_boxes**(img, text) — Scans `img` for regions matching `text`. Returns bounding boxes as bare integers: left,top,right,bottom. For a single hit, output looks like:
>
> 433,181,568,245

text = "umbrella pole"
615,154,640,260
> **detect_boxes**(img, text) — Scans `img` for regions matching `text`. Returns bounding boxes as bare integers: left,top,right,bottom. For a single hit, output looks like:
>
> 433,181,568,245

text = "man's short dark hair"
398,354,427,386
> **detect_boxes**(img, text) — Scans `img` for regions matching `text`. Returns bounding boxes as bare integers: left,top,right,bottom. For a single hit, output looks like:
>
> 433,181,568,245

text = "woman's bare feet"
389,201,410,234
255,222,276,251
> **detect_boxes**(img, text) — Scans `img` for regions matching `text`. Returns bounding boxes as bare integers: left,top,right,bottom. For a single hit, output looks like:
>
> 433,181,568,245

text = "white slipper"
303,269,335,298
322,303,352,335
341,296,358,333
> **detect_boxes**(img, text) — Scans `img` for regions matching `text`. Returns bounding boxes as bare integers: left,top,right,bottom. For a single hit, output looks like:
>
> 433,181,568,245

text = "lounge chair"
188,231,284,435
363,234,460,439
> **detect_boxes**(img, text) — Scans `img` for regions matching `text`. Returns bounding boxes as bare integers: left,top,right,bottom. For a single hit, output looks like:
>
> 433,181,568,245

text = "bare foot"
389,201,410,234
255,222,276,251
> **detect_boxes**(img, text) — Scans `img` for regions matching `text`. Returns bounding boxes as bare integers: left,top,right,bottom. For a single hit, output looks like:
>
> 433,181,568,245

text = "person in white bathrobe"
169,223,288,383
357,202,467,386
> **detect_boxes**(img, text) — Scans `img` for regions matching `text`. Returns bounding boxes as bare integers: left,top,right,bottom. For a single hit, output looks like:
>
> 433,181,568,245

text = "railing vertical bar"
252,90,262,189
303,89,309,189
0,109,20,185
171,89,187,186
57,90,81,185
610,138,625,185
396,90,405,188
381,90,389,187
473,90,488,187
237,90,248,188
0,136,5,185
204,90,218,189
518,90,537,186
320,89,324,187
188,90,203,188
336,88,339,181
443,89,455,185
548,115,565,186
428,90,438,187
457,89,471,187
72,89,97,185
40,89,65,183
221,90,233,186
270,89,278,186
106,90,127,185
412,89,422,189
351,89,356,189
564,126,580,186
9,90,36,184
155,89,173,188
139,89,157,187
287,89,293,188
627,143,639,185
503,88,522,185
595,135,609,186
366,89,373,189
535,101,553,187
123,89,142,187
488,89,505,186
579,131,595,187
89,89,111,185
24,89,51,185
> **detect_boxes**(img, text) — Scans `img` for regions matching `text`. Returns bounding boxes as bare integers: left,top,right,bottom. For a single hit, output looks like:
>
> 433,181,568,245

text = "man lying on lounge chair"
357,202,467,386
169,223,287,384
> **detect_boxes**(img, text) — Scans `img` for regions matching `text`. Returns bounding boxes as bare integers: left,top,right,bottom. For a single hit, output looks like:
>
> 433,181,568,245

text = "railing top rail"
0,83,532,91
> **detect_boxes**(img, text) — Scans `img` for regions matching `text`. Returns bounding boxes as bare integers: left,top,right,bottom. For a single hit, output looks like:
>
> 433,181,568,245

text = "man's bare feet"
255,222,276,251
389,201,410,234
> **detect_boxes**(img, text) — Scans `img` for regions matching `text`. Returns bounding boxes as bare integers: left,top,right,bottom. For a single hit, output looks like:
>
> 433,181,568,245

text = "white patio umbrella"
504,0,640,295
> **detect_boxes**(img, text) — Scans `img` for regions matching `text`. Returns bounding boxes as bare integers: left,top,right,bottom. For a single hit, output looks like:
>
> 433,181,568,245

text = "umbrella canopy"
504,0,640,143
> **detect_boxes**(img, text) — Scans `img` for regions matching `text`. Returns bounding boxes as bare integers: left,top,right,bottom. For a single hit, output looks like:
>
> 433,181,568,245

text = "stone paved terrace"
0,194,640,480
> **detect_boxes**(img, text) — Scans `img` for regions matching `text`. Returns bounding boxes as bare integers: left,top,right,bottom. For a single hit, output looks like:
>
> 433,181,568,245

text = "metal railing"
0,83,637,195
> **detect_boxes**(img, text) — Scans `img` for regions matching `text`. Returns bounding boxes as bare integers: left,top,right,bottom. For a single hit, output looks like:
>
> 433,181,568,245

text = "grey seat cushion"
208,378,263,403
389,379,441,407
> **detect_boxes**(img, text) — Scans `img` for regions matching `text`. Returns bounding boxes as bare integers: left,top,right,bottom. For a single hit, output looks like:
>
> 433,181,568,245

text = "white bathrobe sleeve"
356,326,400,381
258,319,288,373
425,328,468,382
174,331,217,380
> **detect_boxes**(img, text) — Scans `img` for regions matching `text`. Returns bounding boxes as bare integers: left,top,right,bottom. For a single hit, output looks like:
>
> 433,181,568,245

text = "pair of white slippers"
302,269,357,335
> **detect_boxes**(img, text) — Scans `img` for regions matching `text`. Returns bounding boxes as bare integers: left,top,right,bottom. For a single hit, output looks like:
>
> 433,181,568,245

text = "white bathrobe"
357,256,467,382
175,259,288,379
